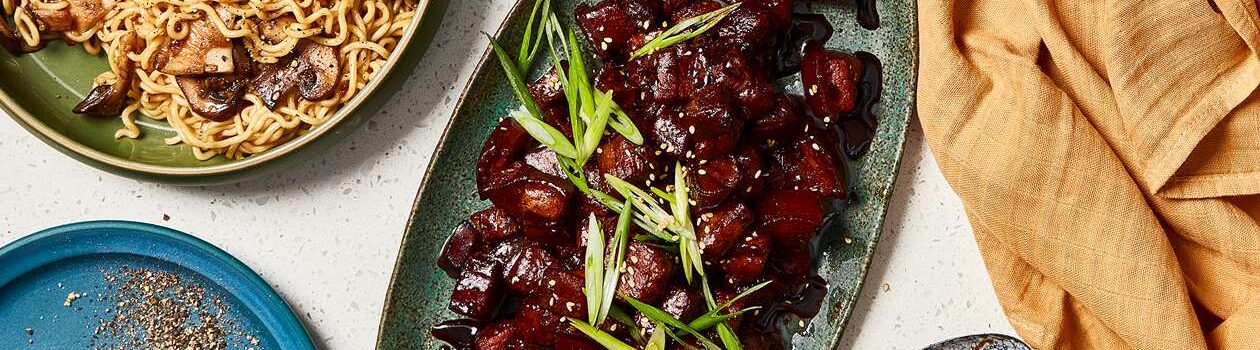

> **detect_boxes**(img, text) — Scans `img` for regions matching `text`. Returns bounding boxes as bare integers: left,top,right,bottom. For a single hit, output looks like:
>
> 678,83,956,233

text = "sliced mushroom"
27,3,74,32
73,32,139,116
295,42,338,100
174,42,254,121
250,40,340,109
176,74,249,121
158,12,235,75
65,0,113,33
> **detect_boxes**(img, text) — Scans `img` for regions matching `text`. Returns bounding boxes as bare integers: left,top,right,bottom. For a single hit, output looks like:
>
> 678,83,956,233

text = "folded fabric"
918,0,1260,348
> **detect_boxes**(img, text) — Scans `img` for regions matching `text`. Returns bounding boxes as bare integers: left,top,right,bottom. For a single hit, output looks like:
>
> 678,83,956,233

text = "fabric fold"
919,0,1260,348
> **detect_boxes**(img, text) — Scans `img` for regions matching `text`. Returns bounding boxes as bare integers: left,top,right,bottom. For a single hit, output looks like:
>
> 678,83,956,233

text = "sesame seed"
809,85,819,95
688,126,696,134
812,143,821,150
823,117,832,123
698,169,707,175
548,279,556,286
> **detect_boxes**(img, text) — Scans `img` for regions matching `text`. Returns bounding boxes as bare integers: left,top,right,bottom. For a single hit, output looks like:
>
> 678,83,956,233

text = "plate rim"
373,0,520,347
0,220,317,350
0,0,441,178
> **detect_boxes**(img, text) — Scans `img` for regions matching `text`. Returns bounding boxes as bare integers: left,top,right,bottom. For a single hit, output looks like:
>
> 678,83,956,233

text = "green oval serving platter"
0,0,449,185
377,0,917,348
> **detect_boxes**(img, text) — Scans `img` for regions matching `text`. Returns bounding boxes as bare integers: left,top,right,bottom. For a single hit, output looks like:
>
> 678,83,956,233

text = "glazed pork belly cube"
772,239,815,284
686,157,742,209
474,321,517,350
670,0,723,24
730,147,767,199
745,0,794,29
520,219,573,246
618,242,677,303
598,134,662,188
697,202,753,258
469,207,522,245
755,189,824,245
652,85,744,160
515,271,586,346
482,162,575,222
503,244,560,294
771,131,848,199
748,95,806,146
716,7,775,52
524,147,566,178
449,259,504,320
575,0,658,57
439,221,482,277
801,43,861,121
660,285,706,321
721,230,771,284
477,119,537,197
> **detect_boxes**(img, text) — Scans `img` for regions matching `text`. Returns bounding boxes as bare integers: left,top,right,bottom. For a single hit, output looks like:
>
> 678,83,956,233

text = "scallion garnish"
608,305,645,343
674,164,705,282
645,321,668,350
629,2,742,60
509,108,578,159
569,319,639,350
516,0,551,72
488,35,544,119
597,198,634,326
623,294,722,350
688,280,773,330
702,278,744,350
583,214,606,324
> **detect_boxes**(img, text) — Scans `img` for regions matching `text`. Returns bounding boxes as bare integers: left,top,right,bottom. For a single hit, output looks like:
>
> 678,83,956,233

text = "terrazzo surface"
0,1,1016,348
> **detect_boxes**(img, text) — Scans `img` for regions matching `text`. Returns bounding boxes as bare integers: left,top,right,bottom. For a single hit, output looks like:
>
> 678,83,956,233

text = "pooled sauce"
839,51,883,159
775,13,834,78
855,0,880,30
748,276,831,348
432,319,481,350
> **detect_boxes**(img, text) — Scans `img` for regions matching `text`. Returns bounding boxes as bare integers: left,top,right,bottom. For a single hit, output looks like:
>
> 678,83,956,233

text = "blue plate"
0,221,315,349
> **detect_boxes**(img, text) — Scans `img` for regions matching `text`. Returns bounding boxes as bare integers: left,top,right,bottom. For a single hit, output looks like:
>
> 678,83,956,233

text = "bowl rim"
0,0,437,177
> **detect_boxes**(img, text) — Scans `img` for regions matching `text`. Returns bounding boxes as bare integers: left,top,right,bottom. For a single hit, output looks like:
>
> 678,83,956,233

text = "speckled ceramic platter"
378,0,917,348
0,0,448,185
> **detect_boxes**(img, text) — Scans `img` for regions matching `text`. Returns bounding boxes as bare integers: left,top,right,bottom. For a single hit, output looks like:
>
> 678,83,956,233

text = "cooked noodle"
5,0,417,160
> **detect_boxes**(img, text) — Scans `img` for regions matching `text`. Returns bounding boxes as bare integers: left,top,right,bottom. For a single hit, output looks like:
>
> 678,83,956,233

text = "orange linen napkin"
918,0,1260,349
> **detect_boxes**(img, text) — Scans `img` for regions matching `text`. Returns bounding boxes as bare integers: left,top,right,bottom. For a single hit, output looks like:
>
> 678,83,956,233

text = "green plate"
0,0,449,185
377,0,917,348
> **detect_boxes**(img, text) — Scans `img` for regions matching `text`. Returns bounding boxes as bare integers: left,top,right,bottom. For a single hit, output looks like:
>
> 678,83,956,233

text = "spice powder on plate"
88,266,260,350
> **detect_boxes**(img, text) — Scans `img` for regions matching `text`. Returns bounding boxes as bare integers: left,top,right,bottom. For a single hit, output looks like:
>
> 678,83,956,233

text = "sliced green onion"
608,305,644,343
645,321,668,350
605,174,683,241
510,108,578,159
569,319,638,350
597,198,634,326
583,214,606,324
488,34,543,119
609,105,644,145
623,295,722,350
688,306,760,331
517,0,551,72
578,91,615,165
701,278,744,350
630,2,741,59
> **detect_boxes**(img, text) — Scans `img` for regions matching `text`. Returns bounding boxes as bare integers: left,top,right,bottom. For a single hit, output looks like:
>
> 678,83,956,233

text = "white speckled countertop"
0,1,1016,349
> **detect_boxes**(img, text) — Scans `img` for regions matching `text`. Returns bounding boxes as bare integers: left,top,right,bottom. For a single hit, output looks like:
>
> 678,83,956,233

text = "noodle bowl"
3,0,417,160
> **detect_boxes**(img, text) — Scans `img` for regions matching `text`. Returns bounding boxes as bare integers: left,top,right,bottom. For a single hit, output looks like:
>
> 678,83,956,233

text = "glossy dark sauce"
839,51,882,159
432,319,482,350
774,13,834,78
854,0,880,30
